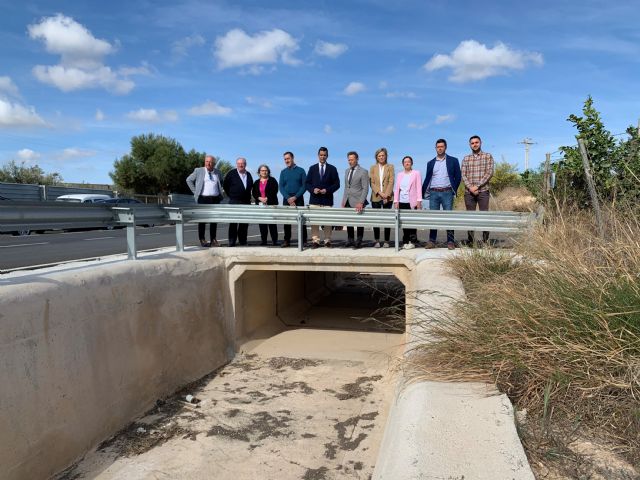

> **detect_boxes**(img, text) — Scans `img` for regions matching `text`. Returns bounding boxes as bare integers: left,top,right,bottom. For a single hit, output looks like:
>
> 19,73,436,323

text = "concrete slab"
60,329,404,480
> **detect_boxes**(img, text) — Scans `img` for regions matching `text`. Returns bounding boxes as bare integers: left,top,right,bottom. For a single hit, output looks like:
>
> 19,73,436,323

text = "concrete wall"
0,249,415,479
0,253,233,480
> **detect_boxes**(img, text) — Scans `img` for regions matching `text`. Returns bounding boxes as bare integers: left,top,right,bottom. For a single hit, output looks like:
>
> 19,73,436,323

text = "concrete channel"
0,248,534,480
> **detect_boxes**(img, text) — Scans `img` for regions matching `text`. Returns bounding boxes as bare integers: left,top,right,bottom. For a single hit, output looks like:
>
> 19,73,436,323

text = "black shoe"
354,240,362,249
324,241,332,248
260,241,268,246
199,239,210,247
281,240,290,248
311,242,320,249
228,241,236,247
344,240,355,248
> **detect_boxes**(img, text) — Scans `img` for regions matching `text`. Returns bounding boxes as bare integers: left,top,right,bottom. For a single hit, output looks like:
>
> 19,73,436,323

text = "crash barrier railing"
1,201,539,260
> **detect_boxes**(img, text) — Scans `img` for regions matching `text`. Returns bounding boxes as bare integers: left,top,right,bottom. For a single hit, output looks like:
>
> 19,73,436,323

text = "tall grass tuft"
410,206,640,463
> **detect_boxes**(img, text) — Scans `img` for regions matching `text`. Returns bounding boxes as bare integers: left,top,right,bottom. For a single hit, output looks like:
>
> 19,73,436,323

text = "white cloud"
188,100,232,116
378,80,388,89
17,148,41,162
424,40,543,83
28,14,144,94
0,76,20,97
245,96,273,108
324,124,332,134
118,62,153,76
383,125,396,133
435,113,456,124
407,122,428,130
28,14,113,68
32,65,134,94
126,108,178,123
171,34,206,60
0,98,47,127
56,147,96,160
386,91,417,99
95,109,105,121
314,40,348,58
214,28,300,70
343,81,366,96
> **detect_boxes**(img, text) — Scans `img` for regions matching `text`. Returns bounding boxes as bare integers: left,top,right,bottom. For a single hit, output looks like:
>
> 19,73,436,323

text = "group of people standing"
186,136,494,249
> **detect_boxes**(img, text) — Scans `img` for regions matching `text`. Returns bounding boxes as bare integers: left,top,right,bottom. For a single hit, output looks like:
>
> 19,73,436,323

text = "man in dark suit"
422,138,462,250
305,147,340,248
341,151,369,249
186,154,224,247
223,157,253,246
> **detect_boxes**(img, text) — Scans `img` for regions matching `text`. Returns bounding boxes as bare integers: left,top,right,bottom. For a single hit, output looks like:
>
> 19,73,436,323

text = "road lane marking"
83,237,116,241
140,233,161,236
0,242,49,248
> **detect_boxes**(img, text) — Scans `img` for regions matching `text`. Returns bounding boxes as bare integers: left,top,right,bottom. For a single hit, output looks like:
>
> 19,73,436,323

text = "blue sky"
1,0,639,185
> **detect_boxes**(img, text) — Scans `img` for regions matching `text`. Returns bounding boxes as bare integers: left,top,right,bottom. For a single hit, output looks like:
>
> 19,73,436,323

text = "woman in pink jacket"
393,156,422,249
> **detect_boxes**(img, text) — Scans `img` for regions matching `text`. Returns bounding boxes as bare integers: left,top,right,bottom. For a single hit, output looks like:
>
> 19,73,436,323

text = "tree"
110,134,231,195
489,161,520,194
612,124,640,203
557,96,617,205
0,160,63,185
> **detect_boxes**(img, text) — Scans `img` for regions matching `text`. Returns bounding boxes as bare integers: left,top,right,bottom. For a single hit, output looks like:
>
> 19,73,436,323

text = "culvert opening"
234,269,406,348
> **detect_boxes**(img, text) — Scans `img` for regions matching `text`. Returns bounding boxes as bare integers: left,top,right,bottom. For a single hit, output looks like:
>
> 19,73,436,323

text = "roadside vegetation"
409,207,639,474
409,97,639,477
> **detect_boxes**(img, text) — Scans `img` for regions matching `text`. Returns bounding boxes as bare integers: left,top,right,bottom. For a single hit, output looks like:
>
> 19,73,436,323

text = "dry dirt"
56,338,400,480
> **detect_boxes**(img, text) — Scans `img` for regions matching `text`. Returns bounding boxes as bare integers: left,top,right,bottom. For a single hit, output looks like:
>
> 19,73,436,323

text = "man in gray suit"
186,154,224,247
341,151,369,249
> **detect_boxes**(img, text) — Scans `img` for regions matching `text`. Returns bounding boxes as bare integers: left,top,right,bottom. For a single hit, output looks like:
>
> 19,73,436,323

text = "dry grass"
408,206,640,468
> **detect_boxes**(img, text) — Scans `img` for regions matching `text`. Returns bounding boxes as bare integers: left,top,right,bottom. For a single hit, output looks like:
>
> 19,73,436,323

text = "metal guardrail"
1,201,538,259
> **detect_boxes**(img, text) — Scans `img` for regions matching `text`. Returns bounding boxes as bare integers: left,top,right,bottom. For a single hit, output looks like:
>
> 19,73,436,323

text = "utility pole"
518,138,537,172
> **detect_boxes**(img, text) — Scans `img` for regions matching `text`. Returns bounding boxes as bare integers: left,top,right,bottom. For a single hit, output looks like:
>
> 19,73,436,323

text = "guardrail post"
297,211,304,252
394,209,400,252
176,216,184,252
126,222,137,260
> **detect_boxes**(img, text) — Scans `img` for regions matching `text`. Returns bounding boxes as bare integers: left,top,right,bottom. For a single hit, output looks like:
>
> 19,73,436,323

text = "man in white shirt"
186,154,224,247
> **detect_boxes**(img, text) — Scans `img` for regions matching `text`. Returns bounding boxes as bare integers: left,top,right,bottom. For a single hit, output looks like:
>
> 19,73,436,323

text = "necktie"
348,167,355,186
320,164,325,179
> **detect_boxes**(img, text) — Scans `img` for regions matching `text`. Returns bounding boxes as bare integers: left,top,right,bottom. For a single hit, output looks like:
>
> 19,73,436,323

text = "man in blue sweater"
422,138,462,249
279,151,307,248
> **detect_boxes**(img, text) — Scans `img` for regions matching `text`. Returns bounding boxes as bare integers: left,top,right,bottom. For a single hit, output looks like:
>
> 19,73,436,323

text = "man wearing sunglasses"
186,154,224,247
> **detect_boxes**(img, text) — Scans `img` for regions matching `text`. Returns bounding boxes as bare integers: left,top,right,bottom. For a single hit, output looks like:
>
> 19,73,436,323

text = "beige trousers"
309,204,333,244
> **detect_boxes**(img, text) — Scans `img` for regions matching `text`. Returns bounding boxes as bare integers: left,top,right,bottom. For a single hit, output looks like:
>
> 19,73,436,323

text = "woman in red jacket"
252,164,280,246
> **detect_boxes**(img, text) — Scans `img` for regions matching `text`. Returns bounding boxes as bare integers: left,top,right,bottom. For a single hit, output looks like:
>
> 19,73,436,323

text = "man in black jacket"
223,157,253,246
305,147,340,248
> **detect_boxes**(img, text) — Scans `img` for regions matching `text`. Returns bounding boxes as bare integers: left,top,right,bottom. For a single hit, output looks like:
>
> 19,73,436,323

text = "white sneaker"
403,242,415,250
382,242,390,248
374,241,381,248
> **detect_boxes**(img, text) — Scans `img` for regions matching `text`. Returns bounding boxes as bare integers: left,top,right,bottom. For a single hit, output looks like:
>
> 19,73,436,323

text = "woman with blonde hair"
251,164,279,246
369,147,394,248
393,156,422,249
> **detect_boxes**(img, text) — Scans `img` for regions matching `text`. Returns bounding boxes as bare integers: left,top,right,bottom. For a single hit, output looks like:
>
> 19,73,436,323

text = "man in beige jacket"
369,147,395,248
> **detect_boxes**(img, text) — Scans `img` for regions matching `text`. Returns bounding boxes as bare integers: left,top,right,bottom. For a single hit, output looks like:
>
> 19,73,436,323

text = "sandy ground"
57,328,403,480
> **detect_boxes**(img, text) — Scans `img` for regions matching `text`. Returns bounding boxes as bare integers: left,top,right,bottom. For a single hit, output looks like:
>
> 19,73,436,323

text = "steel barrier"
0,201,539,259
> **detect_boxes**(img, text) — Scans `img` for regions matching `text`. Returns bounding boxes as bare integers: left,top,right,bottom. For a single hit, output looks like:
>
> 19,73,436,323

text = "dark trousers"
259,224,278,244
282,197,307,244
345,200,364,241
371,200,392,241
197,195,221,241
464,190,490,242
228,199,249,245
428,189,454,243
398,202,418,243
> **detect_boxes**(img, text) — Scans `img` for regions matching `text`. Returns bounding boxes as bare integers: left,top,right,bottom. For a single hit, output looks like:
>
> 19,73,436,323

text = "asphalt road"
0,223,285,271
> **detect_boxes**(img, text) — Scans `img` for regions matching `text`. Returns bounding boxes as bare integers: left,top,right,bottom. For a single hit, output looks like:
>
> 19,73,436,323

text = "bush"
409,206,640,465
